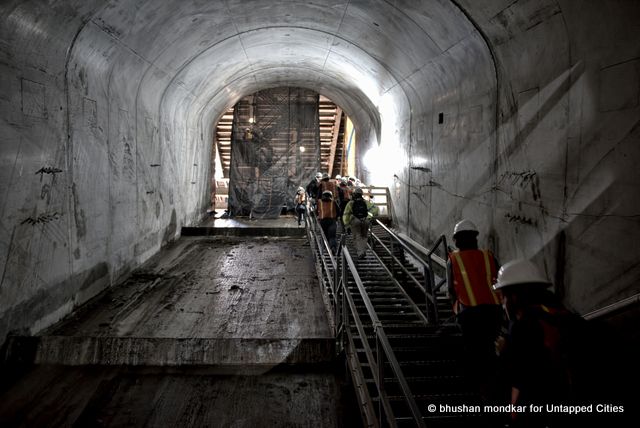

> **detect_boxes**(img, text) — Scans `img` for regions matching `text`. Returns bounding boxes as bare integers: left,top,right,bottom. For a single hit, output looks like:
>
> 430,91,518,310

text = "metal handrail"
370,232,429,296
365,241,431,326
423,234,449,294
305,209,425,427
341,246,426,427
371,219,449,324
338,261,395,426
372,220,431,271
390,231,449,297
309,209,337,270
583,293,640,320
305,208,338,301
395,231,448,270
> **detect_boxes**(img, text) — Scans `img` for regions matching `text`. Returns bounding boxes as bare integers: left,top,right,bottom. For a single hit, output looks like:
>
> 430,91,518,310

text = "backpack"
351,198,369,219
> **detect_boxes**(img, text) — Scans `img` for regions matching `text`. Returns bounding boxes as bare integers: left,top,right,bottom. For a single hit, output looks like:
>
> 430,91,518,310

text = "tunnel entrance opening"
210,88,351,220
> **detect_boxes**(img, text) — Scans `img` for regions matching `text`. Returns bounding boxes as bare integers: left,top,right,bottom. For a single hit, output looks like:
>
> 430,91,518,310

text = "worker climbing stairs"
306,195,503,427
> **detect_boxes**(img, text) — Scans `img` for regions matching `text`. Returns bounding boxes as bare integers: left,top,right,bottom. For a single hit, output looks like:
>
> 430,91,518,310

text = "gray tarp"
228,88,320,218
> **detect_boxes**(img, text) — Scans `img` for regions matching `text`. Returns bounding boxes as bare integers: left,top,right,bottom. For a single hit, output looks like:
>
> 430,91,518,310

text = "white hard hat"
335,174,342,180
493,259,551,290
453,219,478,236
315,172,323,179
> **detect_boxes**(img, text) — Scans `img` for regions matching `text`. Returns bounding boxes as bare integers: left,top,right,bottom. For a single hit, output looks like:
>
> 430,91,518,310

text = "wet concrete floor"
1,235,357,427
0,366,351,427
50,235,330,341
199,214,302,229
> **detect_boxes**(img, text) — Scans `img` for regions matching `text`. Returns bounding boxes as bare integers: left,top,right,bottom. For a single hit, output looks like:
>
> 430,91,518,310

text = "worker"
293,186,306,227
318,172,343,218
493,259,627,426
447,219,503,400
306,172,322,207
338,177,352,214
342,187,378,259
317,173,341,201
317,190,339,253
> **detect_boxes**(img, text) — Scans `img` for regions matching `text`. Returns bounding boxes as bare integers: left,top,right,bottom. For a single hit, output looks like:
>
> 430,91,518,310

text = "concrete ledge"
181,227,306,237
4,336,334,366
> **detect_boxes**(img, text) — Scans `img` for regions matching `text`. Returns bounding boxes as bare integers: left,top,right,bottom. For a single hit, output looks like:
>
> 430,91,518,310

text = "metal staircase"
306,197,495,427
215,107,234,178
214,94,345,180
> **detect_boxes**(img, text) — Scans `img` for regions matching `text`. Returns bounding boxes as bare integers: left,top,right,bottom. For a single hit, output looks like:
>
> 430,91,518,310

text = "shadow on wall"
422,61,585,249
411,53,638,318
162,209,177,245
0,262,110,348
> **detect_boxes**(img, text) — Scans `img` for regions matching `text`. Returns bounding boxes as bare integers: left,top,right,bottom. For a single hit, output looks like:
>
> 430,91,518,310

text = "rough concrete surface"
0,366,351,427
1,0,638,379
0,235,356,427
2,235,334,366
49,236,330,340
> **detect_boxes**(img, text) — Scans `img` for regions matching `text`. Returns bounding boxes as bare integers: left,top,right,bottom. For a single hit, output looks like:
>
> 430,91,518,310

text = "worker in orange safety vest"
446,219,505,402
317,190,339,253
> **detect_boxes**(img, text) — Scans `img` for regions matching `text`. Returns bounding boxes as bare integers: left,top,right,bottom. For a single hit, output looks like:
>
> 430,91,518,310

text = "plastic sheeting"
228,88,320,218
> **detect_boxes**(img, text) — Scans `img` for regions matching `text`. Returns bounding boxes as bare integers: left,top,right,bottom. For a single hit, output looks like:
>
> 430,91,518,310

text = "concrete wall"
1,0,638,344
0,1,215,341
431,0,640,315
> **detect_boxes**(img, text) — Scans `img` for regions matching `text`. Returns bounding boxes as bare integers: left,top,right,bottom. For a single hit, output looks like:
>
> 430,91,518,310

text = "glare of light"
363,145,404,185
299,146,306,152
377,92,397,121
248,117,255,123
411,156,431,168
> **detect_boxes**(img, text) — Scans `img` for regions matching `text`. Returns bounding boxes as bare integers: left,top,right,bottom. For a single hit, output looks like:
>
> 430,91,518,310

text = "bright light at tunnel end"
364,145,404,186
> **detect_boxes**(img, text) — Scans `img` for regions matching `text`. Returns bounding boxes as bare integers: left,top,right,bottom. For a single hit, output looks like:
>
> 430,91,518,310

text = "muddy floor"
0,365,356,427
49,236,331,339
0,235,359,427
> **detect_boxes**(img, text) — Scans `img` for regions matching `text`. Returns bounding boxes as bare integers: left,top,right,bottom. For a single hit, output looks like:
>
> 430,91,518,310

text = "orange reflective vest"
318,180,337,199
317,198,337,220
449,250,499,312
340,184,352,201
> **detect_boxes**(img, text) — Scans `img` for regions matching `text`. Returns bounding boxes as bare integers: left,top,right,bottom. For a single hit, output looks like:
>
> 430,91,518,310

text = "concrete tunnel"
0,0,639,425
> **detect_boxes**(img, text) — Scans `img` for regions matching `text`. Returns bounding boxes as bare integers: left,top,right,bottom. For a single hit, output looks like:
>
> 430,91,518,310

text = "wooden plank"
327,107,342,177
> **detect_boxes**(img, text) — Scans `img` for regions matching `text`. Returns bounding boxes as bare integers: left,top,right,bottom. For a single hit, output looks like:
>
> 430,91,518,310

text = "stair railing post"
319,219,324,260
423,264,431,324
430,264,439,325
341,251,348,348
375,325,385,425
334,249,339,302
336,254,343,336
390,239,395,280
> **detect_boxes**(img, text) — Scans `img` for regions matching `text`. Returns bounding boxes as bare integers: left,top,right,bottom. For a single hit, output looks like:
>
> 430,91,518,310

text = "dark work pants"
457,304,505,402
295,204,306,225
319,218,337,253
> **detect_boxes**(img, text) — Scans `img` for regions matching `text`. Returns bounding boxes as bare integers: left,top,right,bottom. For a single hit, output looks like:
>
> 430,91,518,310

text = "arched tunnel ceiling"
3,0,640,344
75,0,478,135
